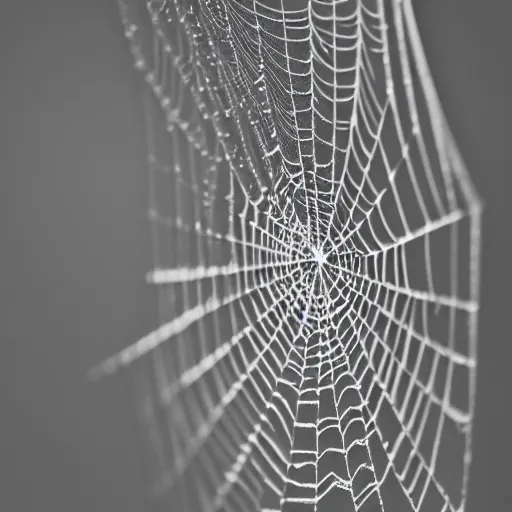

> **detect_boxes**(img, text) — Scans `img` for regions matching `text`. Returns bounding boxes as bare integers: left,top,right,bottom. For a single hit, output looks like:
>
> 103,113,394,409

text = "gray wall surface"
3,0,511,511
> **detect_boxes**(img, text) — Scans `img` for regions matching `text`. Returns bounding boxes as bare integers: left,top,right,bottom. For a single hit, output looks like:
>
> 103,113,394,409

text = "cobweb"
93,0,483,511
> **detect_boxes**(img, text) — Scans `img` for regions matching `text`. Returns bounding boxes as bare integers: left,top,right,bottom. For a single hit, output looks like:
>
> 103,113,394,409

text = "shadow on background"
3,0,511,511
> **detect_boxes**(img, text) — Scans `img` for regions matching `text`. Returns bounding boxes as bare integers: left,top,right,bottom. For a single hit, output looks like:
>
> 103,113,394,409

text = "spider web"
93,0,482,511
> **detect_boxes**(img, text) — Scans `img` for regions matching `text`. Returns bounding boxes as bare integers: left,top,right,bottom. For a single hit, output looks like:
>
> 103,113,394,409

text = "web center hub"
311,245,327,267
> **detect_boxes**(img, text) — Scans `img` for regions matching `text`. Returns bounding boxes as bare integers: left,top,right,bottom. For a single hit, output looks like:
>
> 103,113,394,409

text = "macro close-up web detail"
93,0,483,511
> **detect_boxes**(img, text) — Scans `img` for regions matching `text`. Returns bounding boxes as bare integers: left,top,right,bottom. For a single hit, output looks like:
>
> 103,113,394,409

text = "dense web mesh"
94,0,482,511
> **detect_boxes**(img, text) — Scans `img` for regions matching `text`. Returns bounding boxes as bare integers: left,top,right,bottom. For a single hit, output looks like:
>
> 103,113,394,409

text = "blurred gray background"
3,0,511,511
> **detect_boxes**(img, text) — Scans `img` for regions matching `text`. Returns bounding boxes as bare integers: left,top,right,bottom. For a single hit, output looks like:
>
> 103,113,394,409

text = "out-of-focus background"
3,0,511,511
